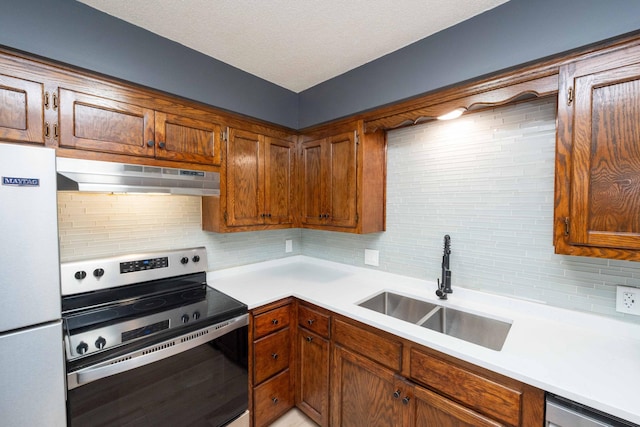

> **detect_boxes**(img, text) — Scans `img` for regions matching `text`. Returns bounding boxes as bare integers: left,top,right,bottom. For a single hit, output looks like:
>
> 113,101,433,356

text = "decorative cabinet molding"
555,42,640,260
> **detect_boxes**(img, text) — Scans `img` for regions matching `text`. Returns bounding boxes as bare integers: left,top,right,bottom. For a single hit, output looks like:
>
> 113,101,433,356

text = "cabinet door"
326,131,357,227
0,74,44,144
264,136,294,225
331,345,401,427
296,328,329,426
300,138,326,226
154,111,221,165
567,62,640,250
226,128,264,226
413,385,503,427
58,89,155,157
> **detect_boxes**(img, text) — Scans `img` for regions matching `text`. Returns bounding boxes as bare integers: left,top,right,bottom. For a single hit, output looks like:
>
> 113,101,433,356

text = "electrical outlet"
364,249,379,266
285,239,292,253
616,285,640,315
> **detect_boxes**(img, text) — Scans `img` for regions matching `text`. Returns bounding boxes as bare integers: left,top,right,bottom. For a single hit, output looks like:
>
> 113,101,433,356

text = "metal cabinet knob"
306,336,313,343
158,141,166,149
271,353,278,360
393,390,401,399
402,396,410,405
271,319,279,325
272,397,279,404
307,319,315,325
147,140,154,147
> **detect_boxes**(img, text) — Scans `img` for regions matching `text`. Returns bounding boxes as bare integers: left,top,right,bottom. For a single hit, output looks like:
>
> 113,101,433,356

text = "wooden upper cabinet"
328,131,358,227
225,128,295,228
299,121,386,234
264,136,295,225
0,74,44,144
154,112,221,165
58,89,155,156
226,128,263,226
555,44,640,259
58,88,221,165
300,130,358,229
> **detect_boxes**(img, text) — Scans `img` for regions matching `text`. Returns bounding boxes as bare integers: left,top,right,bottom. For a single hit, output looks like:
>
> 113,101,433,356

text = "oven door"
67,315,248,427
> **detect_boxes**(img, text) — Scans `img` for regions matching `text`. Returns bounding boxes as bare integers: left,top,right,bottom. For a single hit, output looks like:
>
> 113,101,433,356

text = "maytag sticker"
2,176,40,187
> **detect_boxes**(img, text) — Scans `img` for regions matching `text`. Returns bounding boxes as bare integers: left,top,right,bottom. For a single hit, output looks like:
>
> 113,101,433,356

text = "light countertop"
208,256,640,424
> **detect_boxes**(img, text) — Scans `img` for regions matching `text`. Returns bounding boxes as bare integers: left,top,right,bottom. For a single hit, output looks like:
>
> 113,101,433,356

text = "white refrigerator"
0,143,66,426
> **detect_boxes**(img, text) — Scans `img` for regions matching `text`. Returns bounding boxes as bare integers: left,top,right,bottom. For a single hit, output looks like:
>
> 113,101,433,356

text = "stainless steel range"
62,247,249,426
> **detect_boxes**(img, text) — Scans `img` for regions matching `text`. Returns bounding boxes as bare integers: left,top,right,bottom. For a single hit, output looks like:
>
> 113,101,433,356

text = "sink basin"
358,292,439,323
357,291,511,351
419,307,511,351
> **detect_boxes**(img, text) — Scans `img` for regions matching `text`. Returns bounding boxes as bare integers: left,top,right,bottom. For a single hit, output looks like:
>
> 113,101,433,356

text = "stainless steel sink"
358,292,439,323
419,307,511,351
357,291,511,351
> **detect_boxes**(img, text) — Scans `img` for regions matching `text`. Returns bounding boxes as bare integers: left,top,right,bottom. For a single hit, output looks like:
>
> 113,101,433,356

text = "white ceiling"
78,0,509,93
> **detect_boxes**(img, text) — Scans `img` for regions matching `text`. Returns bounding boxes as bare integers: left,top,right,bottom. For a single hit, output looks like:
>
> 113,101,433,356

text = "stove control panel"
120,256,168,274
60,247,207,296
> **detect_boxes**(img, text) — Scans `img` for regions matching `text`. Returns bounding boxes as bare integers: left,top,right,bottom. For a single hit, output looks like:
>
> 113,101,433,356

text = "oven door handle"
71,314,248,388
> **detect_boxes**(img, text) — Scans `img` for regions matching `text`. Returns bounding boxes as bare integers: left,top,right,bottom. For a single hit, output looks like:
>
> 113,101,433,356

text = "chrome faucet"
436,235,452,300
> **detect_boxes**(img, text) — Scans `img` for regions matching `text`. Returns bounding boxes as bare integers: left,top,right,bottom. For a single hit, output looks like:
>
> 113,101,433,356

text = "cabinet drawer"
254,328,290,384
298,304,330,338
253,369,293,427
333,318,402,371
253,304,291,339
410,348,521,426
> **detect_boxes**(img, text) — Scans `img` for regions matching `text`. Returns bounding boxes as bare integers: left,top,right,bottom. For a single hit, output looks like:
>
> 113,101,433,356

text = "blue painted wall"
298,0,640,127
2,0,640,129
0,0,299,128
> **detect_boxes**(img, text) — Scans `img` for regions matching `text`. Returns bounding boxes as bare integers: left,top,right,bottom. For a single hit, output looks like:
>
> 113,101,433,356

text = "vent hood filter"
56,157,220,196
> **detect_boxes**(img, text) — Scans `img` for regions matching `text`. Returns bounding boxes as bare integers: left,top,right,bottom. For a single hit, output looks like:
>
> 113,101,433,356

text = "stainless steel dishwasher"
546,394,639,427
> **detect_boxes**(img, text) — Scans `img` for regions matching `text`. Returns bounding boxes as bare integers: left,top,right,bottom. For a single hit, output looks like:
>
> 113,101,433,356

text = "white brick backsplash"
302,97,640,324
57,193,302,271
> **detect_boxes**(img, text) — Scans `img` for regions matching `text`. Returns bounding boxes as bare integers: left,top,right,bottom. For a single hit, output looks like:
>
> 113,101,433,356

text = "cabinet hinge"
221,127,229,142
564,217,570,236
224,211,228,223
567,87,574,106
355,213,359,223
354,130,359,145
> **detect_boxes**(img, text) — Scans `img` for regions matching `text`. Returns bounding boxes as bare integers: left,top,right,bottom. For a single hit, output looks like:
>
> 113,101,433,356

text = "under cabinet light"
437,107,466,121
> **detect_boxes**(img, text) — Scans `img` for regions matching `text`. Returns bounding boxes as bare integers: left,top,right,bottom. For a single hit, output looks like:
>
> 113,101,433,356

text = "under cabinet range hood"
56,157,220,196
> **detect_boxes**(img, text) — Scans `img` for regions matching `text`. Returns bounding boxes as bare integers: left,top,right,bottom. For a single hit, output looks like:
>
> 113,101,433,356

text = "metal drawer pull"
271,353,278,360
272,397,279,404
307,319,315,325
271,319,279,325
306,336,313,343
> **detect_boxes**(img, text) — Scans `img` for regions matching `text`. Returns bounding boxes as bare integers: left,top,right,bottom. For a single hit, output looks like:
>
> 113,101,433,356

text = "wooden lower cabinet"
249,301,544,427
331,345,402,427
250,299,294,427
295,301,331,426
412,385,503,427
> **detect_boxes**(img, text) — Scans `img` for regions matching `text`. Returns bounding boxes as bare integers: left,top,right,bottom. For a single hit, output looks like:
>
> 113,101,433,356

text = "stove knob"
192,255,200,263
181,314,190,324
93,268,105,278
181,257,189,265
74,271,87,280
95,337,106,350
192,311,201,320
76,341,89,355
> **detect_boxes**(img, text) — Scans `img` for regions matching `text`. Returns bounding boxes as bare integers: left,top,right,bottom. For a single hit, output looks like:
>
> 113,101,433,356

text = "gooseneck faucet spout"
436,235,452,300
